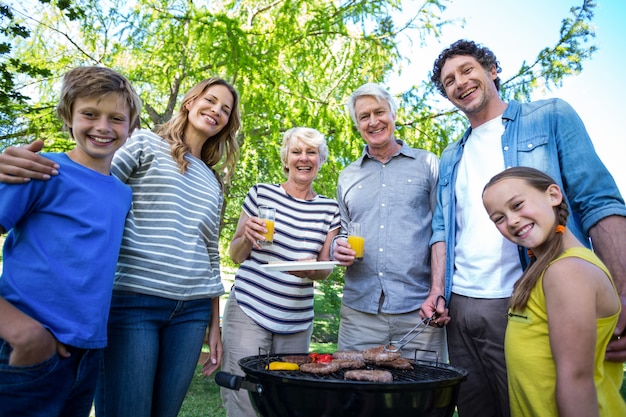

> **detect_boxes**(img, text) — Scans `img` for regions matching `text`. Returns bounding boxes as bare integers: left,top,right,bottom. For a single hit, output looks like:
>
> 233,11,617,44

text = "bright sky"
390,0,626,196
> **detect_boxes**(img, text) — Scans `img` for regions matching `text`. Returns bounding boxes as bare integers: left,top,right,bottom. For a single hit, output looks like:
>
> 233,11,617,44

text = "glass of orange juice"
258,206,276,246
348,222,364,261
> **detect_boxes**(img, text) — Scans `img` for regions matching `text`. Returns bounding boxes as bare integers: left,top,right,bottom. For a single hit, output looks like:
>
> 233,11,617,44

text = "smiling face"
184,84,234,141
285,139,321,185
482,177,562,254
440,55,502,126
66,92,131,174
353,95,397,153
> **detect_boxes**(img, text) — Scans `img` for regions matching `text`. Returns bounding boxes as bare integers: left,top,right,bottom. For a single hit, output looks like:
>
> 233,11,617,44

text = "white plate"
260,261,339,272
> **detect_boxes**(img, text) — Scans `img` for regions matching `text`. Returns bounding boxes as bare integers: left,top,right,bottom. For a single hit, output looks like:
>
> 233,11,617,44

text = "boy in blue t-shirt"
0,66,141,417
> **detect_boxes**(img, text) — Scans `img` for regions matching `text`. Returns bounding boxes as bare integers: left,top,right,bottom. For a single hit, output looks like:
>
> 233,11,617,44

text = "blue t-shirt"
0,153,131,348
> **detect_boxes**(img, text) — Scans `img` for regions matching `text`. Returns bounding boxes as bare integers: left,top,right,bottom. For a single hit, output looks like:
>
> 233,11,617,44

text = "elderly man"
332,82,447,360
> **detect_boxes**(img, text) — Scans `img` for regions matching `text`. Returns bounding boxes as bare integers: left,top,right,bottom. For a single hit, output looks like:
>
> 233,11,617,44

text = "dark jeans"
0,339,101,417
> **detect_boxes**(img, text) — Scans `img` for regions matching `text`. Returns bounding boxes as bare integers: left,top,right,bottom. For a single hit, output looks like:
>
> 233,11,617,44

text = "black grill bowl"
216,353,468,417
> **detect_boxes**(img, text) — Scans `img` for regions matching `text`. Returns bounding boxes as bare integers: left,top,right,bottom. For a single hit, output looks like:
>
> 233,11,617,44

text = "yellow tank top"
505,247,626,417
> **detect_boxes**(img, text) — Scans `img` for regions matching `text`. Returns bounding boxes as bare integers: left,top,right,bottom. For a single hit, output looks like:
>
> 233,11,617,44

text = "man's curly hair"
431,39,502,98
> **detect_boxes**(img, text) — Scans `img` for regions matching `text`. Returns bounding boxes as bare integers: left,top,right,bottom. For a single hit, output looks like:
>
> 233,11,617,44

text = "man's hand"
420,293,450,327
332,237,356,267
0,140,59,183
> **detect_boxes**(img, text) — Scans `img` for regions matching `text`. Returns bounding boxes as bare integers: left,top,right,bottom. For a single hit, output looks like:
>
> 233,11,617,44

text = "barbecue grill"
216,352,468,417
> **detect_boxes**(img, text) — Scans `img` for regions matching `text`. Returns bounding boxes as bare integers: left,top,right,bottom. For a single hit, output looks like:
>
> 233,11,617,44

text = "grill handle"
215,371,264,396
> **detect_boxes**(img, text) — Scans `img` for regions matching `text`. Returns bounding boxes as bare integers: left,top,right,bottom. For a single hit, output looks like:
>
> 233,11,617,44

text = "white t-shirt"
453,116,523,298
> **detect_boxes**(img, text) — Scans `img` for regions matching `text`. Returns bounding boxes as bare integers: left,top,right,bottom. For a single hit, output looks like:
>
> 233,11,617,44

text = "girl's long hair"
156,78,241,185
483,167,570,311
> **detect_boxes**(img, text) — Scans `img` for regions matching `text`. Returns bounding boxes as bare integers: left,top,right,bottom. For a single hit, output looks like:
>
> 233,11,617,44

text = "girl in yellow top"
482,166,626,417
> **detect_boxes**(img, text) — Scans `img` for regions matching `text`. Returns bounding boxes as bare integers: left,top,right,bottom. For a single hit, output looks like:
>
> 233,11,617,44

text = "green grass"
180,364,224,417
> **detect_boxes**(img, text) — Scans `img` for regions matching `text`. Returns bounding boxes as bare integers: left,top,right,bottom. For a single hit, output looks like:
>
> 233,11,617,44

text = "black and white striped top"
110,130,224,300
233,183,340,333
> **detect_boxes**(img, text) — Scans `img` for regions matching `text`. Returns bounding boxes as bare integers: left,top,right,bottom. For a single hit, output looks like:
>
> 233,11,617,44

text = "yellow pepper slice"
266,361,300,371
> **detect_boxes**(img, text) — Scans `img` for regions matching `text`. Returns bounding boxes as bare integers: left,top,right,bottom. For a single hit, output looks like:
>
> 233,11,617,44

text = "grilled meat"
344,369,393,383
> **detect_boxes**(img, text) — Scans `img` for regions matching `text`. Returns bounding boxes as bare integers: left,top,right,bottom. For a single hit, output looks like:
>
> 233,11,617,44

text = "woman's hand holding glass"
243,215,274,250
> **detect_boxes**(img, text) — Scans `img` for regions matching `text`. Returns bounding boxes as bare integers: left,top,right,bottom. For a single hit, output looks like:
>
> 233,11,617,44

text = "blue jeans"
94,291,213,417
0,339,101,417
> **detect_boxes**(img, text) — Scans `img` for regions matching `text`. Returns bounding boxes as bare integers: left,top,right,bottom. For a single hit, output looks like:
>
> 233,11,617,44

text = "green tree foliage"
0,0,598,301
0,0,87,145
0,2,49,143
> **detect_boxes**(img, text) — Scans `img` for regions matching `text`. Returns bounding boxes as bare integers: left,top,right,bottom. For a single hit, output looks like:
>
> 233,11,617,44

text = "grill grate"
240,354,462,384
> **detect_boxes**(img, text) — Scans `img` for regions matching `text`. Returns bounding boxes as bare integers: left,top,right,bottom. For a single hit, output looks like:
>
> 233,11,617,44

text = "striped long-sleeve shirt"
233,183,340,333
110,130,224,300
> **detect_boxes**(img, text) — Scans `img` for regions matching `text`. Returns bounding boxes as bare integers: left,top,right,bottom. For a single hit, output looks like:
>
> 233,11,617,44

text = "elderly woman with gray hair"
218,127,341,417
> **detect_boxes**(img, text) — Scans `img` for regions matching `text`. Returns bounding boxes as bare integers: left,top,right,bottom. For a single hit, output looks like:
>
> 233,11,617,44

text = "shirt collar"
458,101,517,147
355,139,413,167
502,99,519,122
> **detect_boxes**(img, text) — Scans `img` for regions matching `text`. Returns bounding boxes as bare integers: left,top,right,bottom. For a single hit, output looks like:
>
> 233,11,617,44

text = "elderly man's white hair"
346,83,398,126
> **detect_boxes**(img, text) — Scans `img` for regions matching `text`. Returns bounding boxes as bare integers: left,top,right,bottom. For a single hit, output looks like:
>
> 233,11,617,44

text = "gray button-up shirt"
337,140,438,314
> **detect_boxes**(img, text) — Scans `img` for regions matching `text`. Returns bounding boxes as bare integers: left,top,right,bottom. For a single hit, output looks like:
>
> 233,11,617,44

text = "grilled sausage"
344,369,393,383
280,355,312,365
332,359,365,370
376,357,413,370
332,350,365,361
362,345,402,363
299,361,341,374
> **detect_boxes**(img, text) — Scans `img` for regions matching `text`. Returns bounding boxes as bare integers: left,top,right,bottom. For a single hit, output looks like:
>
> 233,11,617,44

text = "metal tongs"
383,314,436,353
383,296,446,353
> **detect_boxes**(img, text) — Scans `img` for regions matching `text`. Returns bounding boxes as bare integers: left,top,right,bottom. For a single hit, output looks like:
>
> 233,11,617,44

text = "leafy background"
1,0,598,264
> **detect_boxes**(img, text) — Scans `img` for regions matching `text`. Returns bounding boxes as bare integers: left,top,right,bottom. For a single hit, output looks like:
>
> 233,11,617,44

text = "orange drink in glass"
348,222,364,261
258,206,276,245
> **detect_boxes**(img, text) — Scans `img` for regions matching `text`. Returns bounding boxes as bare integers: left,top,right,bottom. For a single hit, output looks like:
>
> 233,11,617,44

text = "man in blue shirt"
422,39,626,417
332,83,447,360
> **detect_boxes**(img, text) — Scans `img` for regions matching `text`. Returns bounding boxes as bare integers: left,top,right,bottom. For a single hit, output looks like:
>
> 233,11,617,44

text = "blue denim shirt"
338,140,439,314
430,98,626,302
